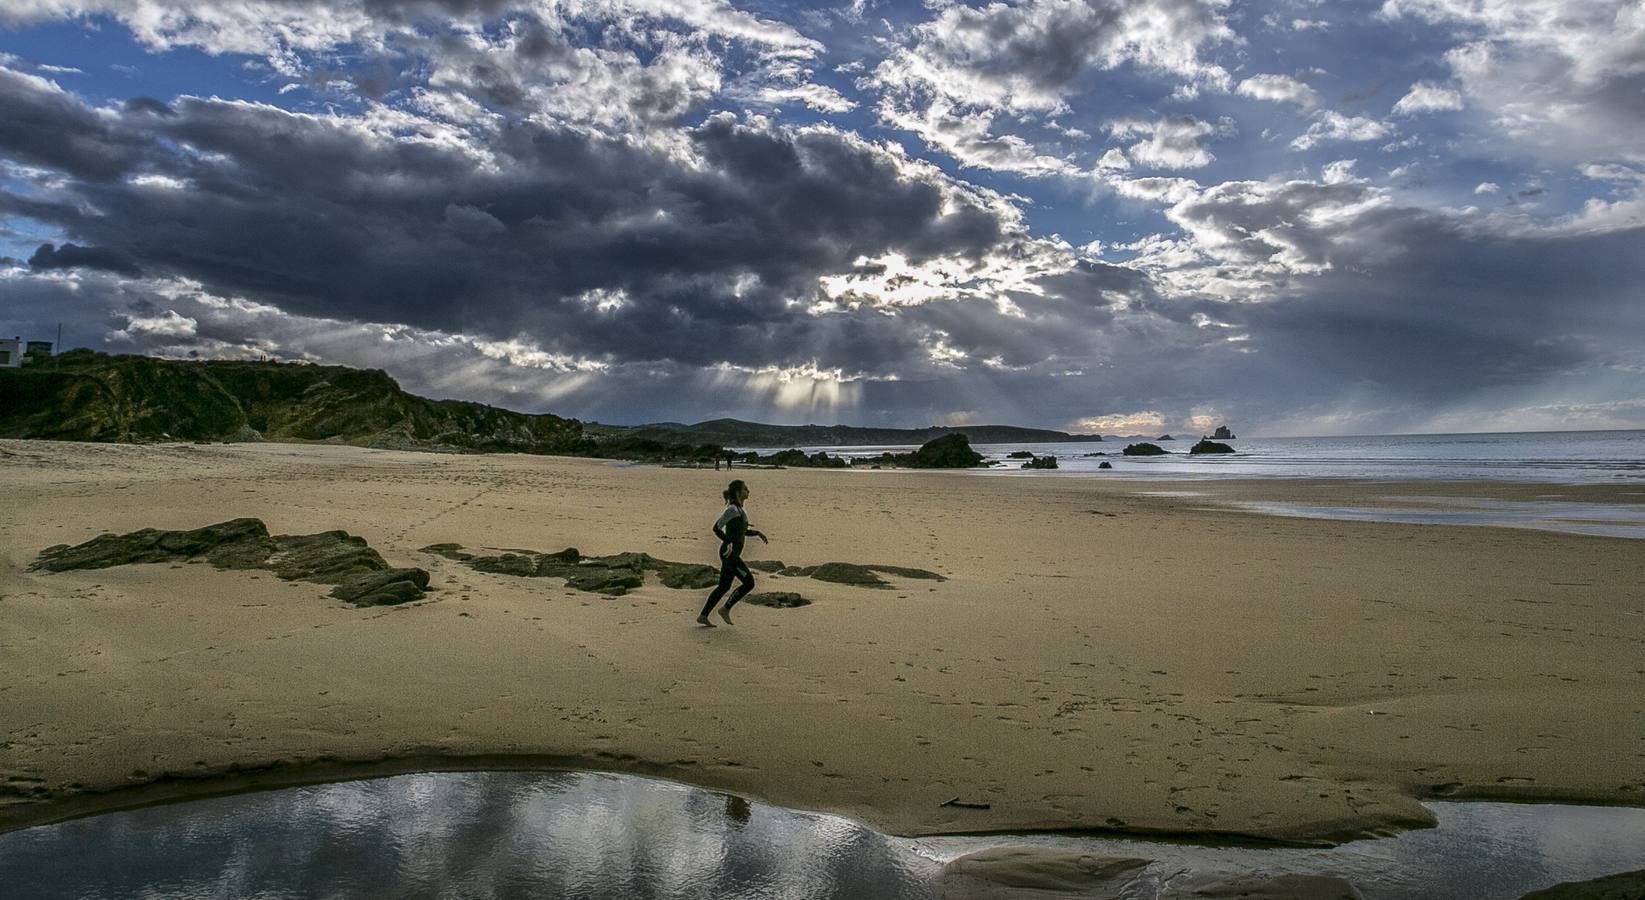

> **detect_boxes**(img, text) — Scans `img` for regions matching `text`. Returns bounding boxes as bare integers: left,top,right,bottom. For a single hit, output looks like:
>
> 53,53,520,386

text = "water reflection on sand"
2,771,1643,899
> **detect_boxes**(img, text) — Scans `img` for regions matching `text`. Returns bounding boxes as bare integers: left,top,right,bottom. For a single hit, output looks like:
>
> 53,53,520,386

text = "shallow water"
1228,496,1645,539
2,771,1643,899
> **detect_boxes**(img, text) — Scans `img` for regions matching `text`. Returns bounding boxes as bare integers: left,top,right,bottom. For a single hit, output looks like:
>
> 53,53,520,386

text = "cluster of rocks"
1121,438,1236,456
859,433,986,468
30,518,429,606
30,521,947,612
420,544,719,595
421,545,944,600
749,559,945,589
1005,450,1059,469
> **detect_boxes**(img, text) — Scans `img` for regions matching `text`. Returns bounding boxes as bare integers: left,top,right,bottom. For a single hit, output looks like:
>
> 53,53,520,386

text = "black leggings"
701,555,754,616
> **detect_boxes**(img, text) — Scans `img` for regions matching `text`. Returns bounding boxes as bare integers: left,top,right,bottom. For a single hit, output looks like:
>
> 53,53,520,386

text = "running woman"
698,479,768,626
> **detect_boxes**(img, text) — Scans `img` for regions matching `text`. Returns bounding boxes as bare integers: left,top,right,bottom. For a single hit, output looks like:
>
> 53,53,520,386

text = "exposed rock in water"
1520,868,1645,899
1190,438,1235,454
909,433,985,468
1098,460,1113,469
936,848,1151,899
1157,434,1174,441
1122,442,1168,456
1213,424,1236,440
32,519,428,606
1005,450,1035,459
742,592,810,608
1163,873,1364,899
860,434,987,469
1020,455,1058,469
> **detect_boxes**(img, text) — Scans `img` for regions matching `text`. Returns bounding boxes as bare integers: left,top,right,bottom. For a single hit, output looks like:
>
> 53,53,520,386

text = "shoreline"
3,440,1642,848
7,750,1645,846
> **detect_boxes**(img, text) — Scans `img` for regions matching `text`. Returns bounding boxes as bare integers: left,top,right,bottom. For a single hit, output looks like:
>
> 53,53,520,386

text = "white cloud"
1073,410,1166,433
1236,73,1320,109
1474,181,1499,194
1290,111,1393,151
863,0,1233,174
1392,81,1462,115
1382,0,1645,162
1108,116,1229,170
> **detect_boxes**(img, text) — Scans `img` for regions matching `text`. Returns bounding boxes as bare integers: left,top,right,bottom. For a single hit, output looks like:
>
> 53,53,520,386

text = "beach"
1,439,1641,844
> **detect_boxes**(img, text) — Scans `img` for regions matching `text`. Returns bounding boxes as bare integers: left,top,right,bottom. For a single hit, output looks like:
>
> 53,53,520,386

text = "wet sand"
1,440,1642,843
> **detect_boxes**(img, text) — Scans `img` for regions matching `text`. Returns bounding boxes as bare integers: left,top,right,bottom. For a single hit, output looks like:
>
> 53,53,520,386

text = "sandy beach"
1,439,1641,845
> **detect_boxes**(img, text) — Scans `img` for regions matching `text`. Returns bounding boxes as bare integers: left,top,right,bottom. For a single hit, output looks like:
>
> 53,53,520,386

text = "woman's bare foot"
696,615,715,627
718,608,734,625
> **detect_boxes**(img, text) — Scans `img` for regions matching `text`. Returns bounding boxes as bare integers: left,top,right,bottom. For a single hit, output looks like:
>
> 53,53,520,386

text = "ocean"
744,429,1645,484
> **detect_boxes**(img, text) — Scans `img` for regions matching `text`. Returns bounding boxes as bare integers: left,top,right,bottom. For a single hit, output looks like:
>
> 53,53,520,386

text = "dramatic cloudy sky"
2,0,1643,435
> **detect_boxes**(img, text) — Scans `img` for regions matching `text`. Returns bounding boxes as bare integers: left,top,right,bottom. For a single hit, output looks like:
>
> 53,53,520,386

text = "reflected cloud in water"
3,772,1644,899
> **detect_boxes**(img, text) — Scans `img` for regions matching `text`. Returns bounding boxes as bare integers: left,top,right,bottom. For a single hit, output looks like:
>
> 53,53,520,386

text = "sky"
1,0,1642,436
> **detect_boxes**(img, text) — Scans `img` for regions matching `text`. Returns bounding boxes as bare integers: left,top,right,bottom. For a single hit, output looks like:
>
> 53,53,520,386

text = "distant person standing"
698,479,767,626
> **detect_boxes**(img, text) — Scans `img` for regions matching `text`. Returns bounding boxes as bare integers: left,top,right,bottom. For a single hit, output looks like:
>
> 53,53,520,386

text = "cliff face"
0,351,588,454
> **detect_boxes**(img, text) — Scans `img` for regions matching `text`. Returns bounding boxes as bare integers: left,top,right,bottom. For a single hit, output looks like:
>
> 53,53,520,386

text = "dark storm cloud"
28,241,142,275
0,65,1011,376
0,68,149,180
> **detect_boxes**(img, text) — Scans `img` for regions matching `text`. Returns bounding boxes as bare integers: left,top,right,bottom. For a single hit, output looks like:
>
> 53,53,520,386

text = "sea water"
745,429,1645,484
741,430,1645,538
2,771,1643,899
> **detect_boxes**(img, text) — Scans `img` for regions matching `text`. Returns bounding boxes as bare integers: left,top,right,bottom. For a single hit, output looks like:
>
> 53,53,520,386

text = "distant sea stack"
1122,442,1168,456
1212,425,1235,440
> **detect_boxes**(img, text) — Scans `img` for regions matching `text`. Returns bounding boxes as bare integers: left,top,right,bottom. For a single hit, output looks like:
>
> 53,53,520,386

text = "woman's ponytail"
722,479,747,505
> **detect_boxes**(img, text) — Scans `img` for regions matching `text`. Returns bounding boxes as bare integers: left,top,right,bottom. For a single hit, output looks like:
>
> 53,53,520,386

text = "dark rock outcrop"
862,434,986,469
423,545,721,595
1212,425,1236,440
804,562,893,588
750,448,850,468
1020,455,1058,469
1190,439,1235,454
423,544,943,596
1122,442,1168,456
743,592,810,608
32,519,428,606
1006,450,1035,459
1520,869,1645,899
908,433,984,467
1098,460,1113,469
1157,434,1174,441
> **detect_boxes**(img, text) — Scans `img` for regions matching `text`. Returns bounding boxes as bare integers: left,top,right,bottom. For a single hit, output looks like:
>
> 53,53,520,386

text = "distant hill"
0,350,588,454
587,417,1100,447
0,352,1099,459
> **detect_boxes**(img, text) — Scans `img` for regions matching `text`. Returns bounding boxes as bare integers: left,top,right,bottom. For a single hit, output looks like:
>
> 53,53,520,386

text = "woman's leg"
723,560,755,611
700,559,738,619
